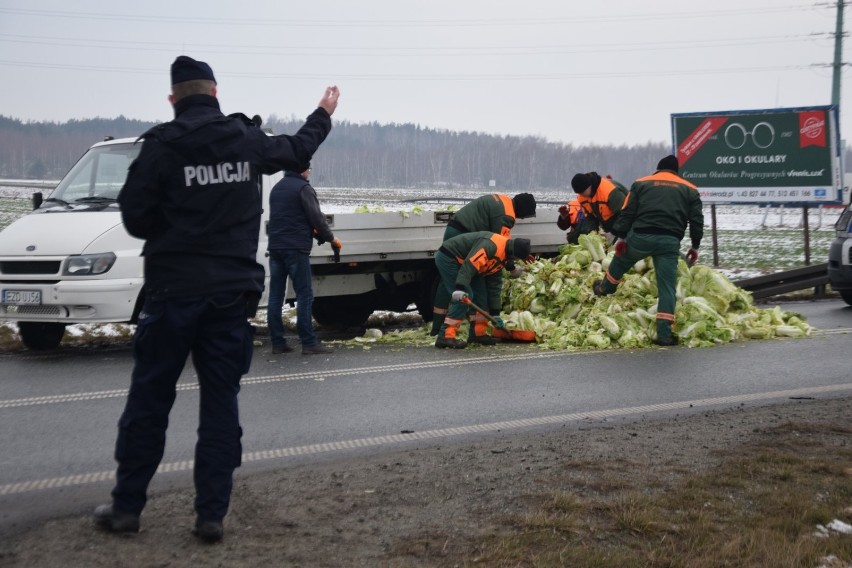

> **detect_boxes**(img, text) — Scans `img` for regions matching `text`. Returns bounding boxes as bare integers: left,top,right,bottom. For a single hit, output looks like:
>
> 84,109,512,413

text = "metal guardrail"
732,263,829,299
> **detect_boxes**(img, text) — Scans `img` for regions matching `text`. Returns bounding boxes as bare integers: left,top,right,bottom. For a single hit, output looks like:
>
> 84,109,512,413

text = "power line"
0,32,831,57
0,4,823,28
0,59,816,80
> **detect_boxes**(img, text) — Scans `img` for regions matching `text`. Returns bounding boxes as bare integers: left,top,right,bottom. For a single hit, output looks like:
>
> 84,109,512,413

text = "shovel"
460,296,536,342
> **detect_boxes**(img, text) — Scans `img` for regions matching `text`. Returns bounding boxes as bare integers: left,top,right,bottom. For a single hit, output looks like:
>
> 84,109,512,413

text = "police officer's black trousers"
111,293,253,522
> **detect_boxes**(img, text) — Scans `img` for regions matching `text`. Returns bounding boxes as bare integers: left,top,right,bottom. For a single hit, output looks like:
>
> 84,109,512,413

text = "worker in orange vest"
429,193,536,336
434,231,532,348
556,198,593,244
570,172,628,238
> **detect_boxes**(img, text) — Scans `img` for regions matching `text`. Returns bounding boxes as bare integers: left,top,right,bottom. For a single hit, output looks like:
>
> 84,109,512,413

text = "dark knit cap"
511,238,532,260
656,155,679,173
571,173,593,193
171,55,216,85
512,192,537,218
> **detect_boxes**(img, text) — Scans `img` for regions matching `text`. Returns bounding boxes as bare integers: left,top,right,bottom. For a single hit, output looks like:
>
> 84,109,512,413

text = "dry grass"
464,421,852,568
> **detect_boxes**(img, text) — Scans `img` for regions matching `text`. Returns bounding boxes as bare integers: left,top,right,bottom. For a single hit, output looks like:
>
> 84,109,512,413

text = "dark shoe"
193,519,224,543
302,342,333,355
271,344,294,354
468,334,498,345
93,504,140,533
653,335,679,346
435,336,467,349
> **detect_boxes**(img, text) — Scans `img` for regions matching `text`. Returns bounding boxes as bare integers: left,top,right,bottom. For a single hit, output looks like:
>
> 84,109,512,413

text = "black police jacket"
118,94,332,299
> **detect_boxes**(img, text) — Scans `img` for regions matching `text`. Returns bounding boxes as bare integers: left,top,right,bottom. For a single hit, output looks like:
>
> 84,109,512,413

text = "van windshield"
49,142,141,203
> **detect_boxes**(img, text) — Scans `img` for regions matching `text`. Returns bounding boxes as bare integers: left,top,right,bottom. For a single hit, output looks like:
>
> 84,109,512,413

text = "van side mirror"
32,192,43,210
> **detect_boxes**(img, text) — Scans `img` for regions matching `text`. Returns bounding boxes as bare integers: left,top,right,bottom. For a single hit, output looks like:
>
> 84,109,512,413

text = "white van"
0,137,279,350
1,138,568,350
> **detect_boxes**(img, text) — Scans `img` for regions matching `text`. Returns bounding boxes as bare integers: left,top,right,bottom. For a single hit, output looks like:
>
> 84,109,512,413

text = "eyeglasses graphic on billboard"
723,122,775,150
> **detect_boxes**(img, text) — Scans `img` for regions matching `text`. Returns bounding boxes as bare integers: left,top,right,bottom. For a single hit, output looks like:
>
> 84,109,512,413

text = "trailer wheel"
17,322,67,351
312,297,373,328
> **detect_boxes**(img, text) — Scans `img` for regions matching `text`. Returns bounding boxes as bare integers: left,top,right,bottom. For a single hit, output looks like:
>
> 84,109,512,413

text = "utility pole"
832,0,845,106
831,0,847,207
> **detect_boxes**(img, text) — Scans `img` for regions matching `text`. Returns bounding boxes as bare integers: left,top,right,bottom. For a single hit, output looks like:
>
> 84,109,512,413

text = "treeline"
0,115,158,180
265,116,668,190
0,114,670,188
3,114,849,190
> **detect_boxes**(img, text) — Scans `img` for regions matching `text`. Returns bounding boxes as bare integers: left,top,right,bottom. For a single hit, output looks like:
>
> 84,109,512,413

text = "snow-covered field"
0,181,844,231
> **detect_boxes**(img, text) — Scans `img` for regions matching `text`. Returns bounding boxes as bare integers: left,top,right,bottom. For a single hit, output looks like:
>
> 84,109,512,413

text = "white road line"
2,382,850,497
0,350,570,409
1,330,848,409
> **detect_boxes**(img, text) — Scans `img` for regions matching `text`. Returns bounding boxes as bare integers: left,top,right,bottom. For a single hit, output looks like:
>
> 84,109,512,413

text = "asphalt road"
1,298,850,536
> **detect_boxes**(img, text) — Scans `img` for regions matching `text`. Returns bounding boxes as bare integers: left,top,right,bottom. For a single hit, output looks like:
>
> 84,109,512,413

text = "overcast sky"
0,1,848,147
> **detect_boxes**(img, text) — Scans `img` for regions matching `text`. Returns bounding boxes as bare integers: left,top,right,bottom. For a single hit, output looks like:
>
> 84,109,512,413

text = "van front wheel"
18,322,66,351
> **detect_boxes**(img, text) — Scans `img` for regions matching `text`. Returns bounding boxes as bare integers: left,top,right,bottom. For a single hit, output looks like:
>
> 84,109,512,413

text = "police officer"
94,55,339,543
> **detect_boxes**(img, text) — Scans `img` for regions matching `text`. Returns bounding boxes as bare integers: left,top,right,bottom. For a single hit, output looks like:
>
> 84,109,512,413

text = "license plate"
1,290,42,305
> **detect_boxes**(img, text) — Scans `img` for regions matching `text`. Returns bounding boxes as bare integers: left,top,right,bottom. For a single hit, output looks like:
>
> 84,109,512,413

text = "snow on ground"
1,181,844,231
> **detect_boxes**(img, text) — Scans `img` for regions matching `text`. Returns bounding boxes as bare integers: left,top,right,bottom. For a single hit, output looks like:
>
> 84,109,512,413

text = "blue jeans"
267,250,317,347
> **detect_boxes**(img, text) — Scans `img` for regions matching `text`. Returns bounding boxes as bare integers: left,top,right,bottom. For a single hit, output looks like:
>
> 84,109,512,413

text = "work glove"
685,247,699,266
508,265,523,278
330,238,342,263
491,316,506,329
614,238,627,257
451,290,469,303
558,204,569,219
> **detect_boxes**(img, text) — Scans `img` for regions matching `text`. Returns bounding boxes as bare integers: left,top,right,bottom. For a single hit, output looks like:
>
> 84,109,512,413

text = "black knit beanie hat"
656,155,679,173
512,193,537,218
571,173,593,193
171,55,216,85
511,238,532,260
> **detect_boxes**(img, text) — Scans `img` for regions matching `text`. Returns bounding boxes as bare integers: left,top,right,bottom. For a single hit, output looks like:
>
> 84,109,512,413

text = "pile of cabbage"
500,233,813,349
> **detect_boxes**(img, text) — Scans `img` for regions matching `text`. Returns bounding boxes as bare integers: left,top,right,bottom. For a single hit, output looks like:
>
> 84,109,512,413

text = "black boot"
435,336,467,349
468,334,498,345
193,519,224,543
93,504,140,533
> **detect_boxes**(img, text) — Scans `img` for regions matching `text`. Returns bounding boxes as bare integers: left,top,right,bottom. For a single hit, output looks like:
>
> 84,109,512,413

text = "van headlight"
63,252,117,275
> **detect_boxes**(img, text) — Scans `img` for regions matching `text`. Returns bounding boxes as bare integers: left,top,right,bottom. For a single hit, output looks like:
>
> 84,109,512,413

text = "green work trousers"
432,225,466,329
434,250,488,335
602,232,681,339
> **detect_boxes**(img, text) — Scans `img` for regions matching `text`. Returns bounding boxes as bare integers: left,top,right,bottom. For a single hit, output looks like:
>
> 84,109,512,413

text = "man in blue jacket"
95,55,339,543
267,163,340,355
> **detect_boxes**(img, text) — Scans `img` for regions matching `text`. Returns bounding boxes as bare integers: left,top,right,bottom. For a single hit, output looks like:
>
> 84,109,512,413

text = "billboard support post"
710,204,719,268
803,205,811,266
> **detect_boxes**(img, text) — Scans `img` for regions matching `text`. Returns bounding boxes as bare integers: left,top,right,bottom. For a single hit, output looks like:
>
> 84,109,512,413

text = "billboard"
671,106,842,204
